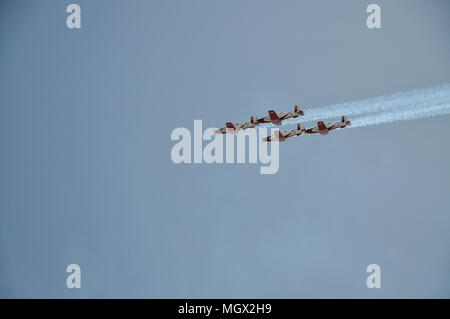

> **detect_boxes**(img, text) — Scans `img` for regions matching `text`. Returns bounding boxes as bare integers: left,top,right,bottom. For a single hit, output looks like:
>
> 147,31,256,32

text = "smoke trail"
350,103,450,128
260,83,450,128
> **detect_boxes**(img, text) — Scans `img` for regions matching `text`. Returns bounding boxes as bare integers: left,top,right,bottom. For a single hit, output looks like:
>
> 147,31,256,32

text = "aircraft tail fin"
294,105,304,115
226,122,235,129
250,116,257,124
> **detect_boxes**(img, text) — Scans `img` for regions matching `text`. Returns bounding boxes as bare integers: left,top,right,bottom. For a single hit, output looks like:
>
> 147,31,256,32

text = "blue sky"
0,0,449,297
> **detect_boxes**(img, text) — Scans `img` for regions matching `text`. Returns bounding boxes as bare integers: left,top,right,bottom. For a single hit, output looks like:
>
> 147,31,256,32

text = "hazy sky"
0,0,449,298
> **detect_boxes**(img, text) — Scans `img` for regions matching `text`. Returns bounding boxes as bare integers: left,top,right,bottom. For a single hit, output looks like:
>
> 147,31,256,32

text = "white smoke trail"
259,83,450,128
350,103,450,128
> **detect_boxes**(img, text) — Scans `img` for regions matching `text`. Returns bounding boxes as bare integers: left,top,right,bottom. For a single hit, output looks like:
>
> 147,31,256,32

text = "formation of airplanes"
215,106,351,142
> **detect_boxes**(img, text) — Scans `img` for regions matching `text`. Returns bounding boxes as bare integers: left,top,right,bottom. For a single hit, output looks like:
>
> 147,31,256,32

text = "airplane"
257,105,304,125
263,124,305,142
215,116,258,134
305,116,351,135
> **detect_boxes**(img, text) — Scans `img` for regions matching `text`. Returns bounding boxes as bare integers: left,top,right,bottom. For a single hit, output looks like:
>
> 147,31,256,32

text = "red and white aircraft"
263,124,305,142
215,116,258,134
305,116,351,135
257,105,304,125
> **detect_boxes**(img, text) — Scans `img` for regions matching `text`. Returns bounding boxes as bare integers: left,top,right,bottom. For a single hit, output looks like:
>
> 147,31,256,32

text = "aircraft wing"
305,122,328,135
317,121,328,132
268,110,281,123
